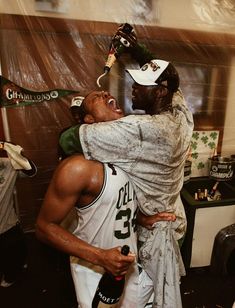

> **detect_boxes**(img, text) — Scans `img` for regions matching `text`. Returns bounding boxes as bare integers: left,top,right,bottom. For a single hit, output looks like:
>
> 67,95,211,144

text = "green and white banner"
0,76,79,108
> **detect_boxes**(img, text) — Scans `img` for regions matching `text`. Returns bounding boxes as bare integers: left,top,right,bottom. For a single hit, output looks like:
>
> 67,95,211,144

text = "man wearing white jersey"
36,154,138,307
36,95,175,307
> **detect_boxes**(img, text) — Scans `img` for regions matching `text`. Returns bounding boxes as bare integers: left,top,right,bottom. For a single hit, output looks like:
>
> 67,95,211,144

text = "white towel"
2,142,31,170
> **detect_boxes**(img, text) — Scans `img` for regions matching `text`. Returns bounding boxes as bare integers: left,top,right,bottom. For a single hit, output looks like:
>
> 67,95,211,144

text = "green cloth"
59,125,83,156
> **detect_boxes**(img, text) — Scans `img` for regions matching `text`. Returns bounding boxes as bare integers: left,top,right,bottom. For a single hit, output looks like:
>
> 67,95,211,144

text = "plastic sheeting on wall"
0,0,235,232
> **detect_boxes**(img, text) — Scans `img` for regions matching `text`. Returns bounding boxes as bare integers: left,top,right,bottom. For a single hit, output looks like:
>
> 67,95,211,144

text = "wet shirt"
79,90,194,307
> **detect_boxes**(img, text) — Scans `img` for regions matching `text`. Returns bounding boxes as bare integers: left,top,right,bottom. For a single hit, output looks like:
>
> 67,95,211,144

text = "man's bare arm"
35,155,135,276
137,211,176,230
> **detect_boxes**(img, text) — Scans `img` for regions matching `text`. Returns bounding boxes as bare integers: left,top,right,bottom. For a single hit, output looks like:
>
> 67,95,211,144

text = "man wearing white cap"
59,28,194,308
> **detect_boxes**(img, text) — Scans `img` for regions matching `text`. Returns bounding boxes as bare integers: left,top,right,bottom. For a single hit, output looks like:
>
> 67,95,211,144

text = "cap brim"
126,69,157,86
70,96,84,108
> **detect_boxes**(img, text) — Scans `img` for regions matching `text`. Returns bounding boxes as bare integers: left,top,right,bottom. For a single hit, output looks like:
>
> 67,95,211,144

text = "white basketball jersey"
70,163,138,308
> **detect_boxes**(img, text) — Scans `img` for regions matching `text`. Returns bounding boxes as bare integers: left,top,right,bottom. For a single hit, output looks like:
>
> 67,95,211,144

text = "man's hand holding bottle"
99,246,136,277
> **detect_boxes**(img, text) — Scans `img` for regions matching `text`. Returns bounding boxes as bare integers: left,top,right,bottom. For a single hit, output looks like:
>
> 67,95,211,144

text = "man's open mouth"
108,98,122,113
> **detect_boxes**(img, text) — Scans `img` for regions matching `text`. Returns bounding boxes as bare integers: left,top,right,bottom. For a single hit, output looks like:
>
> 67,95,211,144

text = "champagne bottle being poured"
97,23,133,87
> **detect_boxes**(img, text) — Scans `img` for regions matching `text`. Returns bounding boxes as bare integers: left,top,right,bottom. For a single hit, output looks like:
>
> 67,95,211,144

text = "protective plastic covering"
0,0,235,235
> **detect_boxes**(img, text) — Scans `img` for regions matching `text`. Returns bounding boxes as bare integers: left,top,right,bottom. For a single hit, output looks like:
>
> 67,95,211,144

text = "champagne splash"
96,71,108,88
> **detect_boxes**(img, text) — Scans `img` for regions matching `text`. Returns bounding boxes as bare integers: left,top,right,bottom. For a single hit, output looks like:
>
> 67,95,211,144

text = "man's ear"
84,114,95,124
155,86,168,98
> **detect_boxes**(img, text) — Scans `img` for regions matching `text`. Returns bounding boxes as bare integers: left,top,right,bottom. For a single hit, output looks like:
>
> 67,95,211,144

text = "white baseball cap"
126,59,179,91
70,96,84,108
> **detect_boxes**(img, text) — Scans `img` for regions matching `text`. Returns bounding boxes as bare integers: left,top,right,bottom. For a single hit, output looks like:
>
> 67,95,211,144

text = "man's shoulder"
120,114,151,123
60,154,103,171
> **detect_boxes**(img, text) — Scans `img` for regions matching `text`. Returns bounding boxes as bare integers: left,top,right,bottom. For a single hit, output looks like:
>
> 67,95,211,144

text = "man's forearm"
137,211,176,230
35,221,135,276
35,220,103,265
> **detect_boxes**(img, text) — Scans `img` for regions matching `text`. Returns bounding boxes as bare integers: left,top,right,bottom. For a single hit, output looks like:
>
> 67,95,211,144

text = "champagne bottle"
97,23,133,87
208,181,219,199
92,245,130,308
104,23,133,73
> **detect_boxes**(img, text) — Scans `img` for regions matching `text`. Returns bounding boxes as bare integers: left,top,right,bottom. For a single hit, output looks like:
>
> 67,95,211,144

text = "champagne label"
97,290,120,304
105,53,117,69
